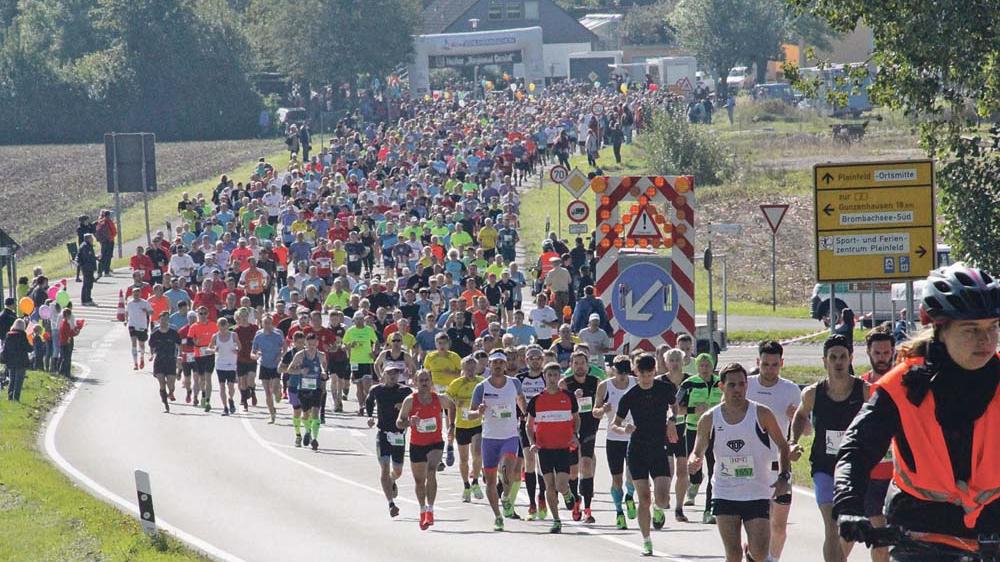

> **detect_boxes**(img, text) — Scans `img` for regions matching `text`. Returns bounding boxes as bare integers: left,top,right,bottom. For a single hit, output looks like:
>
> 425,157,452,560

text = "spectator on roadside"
833,307,856,350
893,309,908,342
94,209,117,278
607,120,624,164
58,307,82,377
77,233,98,306
570,285,610,334
3,319,30,401
0,298,17,342
75,215,95,282
725,95,735,125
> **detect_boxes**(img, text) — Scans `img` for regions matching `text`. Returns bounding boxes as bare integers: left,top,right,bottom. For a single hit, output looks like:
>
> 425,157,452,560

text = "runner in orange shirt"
186,307,219,412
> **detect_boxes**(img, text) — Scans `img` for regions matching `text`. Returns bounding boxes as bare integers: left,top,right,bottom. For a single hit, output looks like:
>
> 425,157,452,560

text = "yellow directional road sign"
814,160,935,282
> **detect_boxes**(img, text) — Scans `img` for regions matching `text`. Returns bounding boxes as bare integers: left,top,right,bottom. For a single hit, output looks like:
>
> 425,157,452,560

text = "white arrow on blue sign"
611,263,679,338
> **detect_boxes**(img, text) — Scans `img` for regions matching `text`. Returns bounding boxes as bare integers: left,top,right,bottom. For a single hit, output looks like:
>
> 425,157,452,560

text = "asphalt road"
45,274,869,562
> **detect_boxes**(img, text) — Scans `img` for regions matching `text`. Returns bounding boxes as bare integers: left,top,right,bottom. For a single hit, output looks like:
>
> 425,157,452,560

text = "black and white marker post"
135,469,157,536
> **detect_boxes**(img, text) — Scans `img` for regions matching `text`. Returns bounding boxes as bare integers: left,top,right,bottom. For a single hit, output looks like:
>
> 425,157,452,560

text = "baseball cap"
488,351,507,362
588,313,600,322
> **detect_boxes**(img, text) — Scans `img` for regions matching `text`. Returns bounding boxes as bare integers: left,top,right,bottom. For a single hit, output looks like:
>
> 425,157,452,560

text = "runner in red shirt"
234,309,259,411
193,281,222,322
311,240,335,281
130,246,155,283
397,369,456,530
526,361,580,534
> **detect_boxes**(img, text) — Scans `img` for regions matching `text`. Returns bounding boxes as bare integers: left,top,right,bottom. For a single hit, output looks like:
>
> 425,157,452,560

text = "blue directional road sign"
611,263,679,338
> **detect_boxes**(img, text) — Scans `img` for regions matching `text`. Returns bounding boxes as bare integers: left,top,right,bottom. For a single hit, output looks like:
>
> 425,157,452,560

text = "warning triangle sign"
760,204,789,233
627,207,664,240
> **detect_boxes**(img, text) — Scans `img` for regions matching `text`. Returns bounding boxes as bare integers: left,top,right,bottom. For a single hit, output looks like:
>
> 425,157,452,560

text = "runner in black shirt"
613,353,680,556
563,351,600,523
365,365,413,518
148,312,181,412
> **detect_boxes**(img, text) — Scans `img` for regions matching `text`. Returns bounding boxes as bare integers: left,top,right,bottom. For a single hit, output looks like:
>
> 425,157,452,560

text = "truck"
726,66,754,91
647,56,698,99
809,244,953,326
798,63,874,118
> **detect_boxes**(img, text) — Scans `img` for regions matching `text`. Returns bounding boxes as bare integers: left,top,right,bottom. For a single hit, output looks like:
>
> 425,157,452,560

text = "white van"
810,245,952,326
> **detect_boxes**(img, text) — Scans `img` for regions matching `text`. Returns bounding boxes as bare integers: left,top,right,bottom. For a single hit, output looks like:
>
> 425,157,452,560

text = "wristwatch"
777,471,791,482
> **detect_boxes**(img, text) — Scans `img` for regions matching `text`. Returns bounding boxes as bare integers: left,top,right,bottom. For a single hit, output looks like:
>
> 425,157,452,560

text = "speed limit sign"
549,165,569,184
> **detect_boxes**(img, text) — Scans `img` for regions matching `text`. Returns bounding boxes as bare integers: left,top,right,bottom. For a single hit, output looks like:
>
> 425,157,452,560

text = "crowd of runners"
111,80,954,561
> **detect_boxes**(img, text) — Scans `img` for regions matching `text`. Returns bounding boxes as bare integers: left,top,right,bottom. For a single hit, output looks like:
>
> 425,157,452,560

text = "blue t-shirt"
252,330,285,369
168,312,188,331
506,325,537,346
415,328,439,353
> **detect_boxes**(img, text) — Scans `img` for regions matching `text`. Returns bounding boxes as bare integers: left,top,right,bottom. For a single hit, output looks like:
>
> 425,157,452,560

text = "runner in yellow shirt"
446,355,485,502
424,332,462,392
477,218,499,259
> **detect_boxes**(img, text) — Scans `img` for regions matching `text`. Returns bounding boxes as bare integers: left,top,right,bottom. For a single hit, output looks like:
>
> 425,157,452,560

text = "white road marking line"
44,361,248,562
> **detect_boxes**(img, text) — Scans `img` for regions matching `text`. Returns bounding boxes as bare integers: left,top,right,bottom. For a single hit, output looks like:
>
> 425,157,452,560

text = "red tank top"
409,393,444,446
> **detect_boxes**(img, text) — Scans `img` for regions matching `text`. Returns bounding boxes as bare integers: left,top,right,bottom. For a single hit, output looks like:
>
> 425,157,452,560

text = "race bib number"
416,417,438,433
578,396,593,413
461,408,473,421
183,352,195,363
198,346,212,356
492,405,514,419
719,455,754,479
300,377,318,391
825,430,846,455
248,279,261,291
349,255,359,262
387,432,405,447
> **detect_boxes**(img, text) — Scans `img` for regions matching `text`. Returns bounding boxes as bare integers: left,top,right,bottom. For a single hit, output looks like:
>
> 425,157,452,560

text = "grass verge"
0,370,205,561
25,150,291,279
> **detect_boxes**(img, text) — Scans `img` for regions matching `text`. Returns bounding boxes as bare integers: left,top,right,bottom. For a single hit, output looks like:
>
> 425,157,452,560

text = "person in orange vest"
834,264,1000,559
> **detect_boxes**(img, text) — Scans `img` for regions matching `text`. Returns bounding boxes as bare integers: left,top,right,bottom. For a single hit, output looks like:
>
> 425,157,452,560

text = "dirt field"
0,139,278,254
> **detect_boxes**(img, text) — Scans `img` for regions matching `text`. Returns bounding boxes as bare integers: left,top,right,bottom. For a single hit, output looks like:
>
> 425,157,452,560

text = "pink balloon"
47,286,59,300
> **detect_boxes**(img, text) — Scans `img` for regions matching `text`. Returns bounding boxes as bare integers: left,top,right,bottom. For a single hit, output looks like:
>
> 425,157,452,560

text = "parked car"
752,83,800,104
726,66,754,91
695,71,715,93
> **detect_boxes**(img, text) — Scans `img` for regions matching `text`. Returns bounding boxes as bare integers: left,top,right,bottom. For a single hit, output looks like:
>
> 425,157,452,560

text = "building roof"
421,0,480,35
578,13,622,32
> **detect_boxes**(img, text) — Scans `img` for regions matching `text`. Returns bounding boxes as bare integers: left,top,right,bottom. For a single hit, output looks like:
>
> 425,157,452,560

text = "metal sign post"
140,135,152,246
760,204,790,311
111,133,123,258
704,243,715,363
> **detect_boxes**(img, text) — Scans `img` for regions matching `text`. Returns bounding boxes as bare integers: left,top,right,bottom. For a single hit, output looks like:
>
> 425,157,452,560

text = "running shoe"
269,413,276,424
572,499,582,521
139,357,144,369
228,398,236,413
168,391,175,401
653,508,666,530
243,402,249,412
462,488,472,503
303,432,312,447
133,363,139,371
445,444,455,467
222,407,229,416
684,486,698,506
389,503,399,518
425,510,434,527
419,512,429,530
320,414,325,424
494,516,504,532
250,392,257,407
584,508,595,524
295,434,302,447
642,538,654,557
471,483,484,500
502,498,514,518
563,492,575,510
537,503,548,521
311,438,318,451
528,506,538,520
616,512,627,530
437,461,445,472
203,400,211,413
163,402,170,413
549,520,562,534
625,494,637,519
185,389,191,403
675,509,688,522
702,511,716,525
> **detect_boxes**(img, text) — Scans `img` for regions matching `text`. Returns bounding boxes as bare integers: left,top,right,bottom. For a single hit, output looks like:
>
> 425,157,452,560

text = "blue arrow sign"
611,263,679,338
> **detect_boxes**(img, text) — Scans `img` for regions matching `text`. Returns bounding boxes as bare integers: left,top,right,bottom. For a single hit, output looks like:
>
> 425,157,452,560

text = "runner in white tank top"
688,362,792,562
211,318,241,416
593,356,638,529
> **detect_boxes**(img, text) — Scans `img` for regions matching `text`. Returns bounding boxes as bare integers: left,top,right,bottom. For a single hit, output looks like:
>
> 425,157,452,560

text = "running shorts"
606,440,628,475
409,441,444,464
258,366,279,381
288,390,300,409
298,389,322,411
195,355,215,375
237,361,256,377
153,359,177,377
813,472,835,506
627,440,670,480
667,426,688,457
129,328,149,342
376,431,405,465
456,425,482,446
248,293,264,308
712,499,770,521
351,363,373,382
329,360,351,381
537,448,572,475
482,436,520,470
216,370,237,384
575,432,597,459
